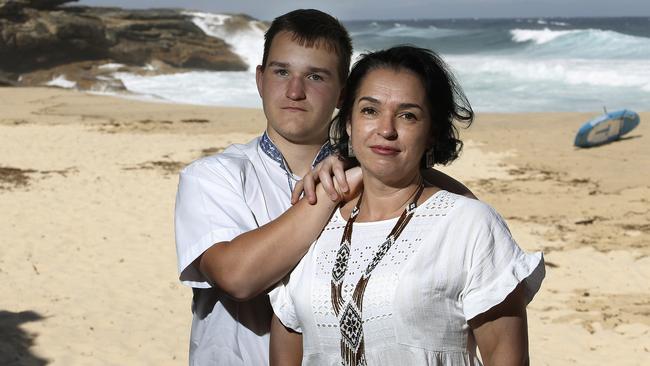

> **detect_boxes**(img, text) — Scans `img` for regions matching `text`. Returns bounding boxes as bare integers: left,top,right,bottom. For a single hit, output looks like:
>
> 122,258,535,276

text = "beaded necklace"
330,183,425,366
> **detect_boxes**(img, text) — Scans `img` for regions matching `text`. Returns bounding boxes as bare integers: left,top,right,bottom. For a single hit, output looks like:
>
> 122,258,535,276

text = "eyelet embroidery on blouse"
311,191,460,354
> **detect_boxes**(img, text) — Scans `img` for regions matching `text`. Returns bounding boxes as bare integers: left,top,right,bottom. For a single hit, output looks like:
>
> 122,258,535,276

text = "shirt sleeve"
268,279,302,333
268,241,315,333
461,203,545,321
174,160,258,288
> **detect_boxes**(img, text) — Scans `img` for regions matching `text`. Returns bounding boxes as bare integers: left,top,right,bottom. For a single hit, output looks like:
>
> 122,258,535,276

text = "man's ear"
255,65,264,98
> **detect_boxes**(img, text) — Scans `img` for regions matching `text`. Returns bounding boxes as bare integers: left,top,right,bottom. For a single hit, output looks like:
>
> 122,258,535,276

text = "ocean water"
112,15,650,113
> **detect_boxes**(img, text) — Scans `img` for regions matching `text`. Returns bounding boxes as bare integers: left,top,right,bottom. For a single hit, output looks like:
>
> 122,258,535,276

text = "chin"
284,128,324,144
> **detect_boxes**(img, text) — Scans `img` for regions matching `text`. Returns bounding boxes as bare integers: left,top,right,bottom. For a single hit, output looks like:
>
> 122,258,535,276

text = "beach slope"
0,87,648,365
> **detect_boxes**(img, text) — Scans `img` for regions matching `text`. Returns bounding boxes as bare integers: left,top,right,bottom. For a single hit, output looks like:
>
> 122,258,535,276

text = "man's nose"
286,76,306,100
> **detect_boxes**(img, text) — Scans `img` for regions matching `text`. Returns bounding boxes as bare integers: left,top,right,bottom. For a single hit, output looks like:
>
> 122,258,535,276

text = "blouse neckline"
333,189,448,226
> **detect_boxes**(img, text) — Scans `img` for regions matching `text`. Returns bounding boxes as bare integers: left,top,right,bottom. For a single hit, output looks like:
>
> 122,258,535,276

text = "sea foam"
510,28,650,59
184,11,265,71
102,16,650,112
114,71,261,108
511,28,578,44
46,75,76,89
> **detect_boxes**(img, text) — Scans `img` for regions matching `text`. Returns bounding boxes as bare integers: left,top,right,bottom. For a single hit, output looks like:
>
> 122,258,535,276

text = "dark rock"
102,12,244,70
222,13,267,33
0,70,17,85
0,8,110,72
29,0,78,9
0,0,76,15
0,4,249,90
0,1,21,16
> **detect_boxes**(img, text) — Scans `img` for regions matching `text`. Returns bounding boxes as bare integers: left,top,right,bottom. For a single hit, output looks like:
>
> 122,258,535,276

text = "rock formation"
0,0,250,89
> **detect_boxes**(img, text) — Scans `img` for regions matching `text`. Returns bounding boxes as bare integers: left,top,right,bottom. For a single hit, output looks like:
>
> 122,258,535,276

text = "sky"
76,0,650,21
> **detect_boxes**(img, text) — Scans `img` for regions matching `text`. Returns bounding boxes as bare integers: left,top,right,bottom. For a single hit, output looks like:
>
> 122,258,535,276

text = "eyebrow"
308,67,333,76
268,61,289,68
267,62,333,77
358,96,424,111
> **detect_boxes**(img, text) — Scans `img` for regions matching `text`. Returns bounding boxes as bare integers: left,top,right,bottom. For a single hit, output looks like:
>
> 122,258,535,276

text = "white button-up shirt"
175,132,332,365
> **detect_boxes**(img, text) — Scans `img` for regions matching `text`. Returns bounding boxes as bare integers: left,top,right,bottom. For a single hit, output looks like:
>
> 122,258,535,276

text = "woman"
269,46,544,366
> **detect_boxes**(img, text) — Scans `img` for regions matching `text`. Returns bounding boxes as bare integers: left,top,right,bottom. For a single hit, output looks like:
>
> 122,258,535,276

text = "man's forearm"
197,186,338,301
422,168,476,199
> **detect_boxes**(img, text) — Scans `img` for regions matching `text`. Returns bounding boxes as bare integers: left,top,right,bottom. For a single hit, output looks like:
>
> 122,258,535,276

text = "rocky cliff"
0,0,252,89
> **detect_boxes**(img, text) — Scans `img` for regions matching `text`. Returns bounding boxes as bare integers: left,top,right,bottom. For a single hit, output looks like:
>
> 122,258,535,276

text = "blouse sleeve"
268,240,317,333
268,278,302,333
461,203,545,321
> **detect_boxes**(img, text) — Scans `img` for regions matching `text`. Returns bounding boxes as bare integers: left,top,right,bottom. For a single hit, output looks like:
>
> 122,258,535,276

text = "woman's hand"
291,156,362,205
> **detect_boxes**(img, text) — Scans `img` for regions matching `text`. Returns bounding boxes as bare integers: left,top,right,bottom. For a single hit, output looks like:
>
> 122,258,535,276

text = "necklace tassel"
331,183,424,366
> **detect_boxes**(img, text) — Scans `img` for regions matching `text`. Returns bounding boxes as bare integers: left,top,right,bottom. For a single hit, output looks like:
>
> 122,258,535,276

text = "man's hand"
292,155,357,205
292,155,477,205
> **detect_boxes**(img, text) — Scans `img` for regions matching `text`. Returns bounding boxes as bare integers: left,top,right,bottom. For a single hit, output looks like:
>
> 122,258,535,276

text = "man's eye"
308,74,323,81
274,69,289,77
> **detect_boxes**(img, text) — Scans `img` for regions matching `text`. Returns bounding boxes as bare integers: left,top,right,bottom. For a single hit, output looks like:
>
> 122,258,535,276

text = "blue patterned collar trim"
259,131,285,167
260,131,333,172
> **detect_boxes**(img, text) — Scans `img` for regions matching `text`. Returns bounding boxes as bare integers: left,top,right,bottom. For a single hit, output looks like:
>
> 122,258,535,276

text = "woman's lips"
370,145,400,156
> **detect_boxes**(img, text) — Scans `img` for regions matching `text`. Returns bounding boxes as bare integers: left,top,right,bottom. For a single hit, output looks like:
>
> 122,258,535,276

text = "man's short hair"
261,9,353,83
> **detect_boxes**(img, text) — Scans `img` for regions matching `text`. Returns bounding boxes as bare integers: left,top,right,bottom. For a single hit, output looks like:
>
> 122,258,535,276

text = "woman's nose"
377,116,397,140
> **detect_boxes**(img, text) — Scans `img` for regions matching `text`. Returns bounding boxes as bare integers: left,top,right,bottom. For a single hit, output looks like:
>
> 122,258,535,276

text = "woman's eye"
401,112,417,121
360,107,377,115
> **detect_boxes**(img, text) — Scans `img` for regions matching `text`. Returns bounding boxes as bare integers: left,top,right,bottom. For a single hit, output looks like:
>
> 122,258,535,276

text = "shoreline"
15,78,650,114
1,87,648,365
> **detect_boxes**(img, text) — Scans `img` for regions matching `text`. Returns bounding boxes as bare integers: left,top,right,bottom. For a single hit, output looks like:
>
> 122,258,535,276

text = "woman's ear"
346,119,352,137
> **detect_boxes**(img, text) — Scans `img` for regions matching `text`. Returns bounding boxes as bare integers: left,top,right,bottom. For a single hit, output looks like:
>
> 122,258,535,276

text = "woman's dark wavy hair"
332,45,473,167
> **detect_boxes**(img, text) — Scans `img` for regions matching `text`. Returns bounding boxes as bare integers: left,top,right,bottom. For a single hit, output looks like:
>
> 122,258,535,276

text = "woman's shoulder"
418,190,502,224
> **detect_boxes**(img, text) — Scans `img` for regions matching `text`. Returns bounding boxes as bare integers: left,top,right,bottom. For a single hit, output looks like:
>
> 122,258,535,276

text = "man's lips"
281,106,307,112
370,145,400,155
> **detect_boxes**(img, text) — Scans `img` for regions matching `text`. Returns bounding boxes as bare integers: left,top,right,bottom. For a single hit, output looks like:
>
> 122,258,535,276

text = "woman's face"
347,67,432,186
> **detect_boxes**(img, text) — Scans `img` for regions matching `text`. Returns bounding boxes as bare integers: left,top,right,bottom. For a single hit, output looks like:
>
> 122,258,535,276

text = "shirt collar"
259,131,333,173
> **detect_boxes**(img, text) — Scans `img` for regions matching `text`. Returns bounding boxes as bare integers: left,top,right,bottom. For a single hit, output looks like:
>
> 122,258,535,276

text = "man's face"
256,31,342,146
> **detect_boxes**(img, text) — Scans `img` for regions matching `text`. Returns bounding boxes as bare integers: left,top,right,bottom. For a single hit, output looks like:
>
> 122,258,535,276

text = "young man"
175,9,473,365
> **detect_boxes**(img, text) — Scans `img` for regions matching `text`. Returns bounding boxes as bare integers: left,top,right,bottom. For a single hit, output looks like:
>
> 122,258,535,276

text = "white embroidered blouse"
269,191,545,365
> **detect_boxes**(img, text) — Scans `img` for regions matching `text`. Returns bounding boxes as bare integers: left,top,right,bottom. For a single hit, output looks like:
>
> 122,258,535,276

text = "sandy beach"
1,87,648,365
